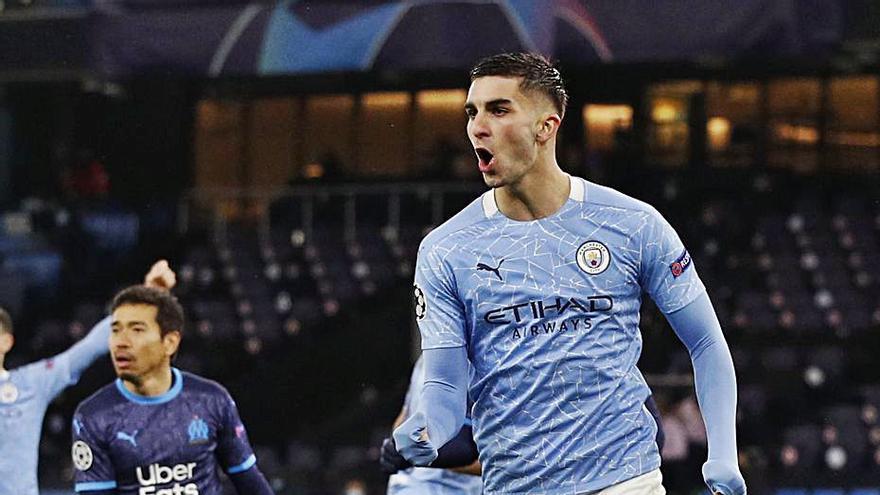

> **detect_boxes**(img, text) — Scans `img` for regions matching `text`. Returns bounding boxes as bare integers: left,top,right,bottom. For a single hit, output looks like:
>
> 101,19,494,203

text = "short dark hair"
0,308,11,335
470,52,569,116
110,285,184,337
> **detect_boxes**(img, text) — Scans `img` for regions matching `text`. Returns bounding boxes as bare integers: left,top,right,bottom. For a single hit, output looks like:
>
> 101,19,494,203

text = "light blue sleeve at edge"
63,315,111,378
664,292,739,463
45,316,111,399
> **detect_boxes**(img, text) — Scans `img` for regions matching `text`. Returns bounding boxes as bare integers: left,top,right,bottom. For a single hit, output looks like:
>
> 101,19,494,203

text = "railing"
180,181,485,244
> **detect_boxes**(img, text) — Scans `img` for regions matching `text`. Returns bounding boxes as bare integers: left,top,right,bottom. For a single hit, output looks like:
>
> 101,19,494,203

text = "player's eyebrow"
113,320,148,328
485,98,512,108
465,98,513,113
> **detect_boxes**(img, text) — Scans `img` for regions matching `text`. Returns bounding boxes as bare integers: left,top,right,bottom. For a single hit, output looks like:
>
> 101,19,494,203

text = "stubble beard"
118,372,142,387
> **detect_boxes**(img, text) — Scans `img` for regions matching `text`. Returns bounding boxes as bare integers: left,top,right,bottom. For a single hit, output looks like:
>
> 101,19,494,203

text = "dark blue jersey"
72,368,257,494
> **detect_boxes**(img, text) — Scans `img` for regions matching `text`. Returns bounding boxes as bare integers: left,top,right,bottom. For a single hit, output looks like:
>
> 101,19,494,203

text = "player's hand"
379,437,412,474
392,411,438,466
144,259,177,291
703,459,746,495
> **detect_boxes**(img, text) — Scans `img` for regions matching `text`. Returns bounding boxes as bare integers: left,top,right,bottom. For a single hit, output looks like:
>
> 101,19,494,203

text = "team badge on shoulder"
0,381,18,404
576,241,611,275
670,249,692,278
72,440,93,471
413,284,427,321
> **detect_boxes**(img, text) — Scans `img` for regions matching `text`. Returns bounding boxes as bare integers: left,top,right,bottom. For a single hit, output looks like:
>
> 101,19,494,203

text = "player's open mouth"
475,147,495,172
114,355,134,368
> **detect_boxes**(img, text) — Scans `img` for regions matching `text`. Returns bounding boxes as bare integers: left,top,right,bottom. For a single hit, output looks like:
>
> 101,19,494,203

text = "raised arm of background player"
39,260,177,401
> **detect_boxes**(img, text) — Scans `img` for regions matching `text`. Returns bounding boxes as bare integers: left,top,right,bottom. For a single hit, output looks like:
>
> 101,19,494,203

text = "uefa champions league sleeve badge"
576,241,611,275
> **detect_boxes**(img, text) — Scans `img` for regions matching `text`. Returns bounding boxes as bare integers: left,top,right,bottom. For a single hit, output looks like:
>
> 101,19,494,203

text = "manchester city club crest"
576,241,611,275
0,381,18,404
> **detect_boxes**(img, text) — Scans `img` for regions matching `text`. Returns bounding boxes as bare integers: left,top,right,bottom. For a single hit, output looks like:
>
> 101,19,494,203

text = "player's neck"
495,160,569,221
124,366,173,397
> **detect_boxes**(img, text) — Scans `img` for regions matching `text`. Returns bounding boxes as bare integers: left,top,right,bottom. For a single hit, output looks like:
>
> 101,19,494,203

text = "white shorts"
579,469,666,495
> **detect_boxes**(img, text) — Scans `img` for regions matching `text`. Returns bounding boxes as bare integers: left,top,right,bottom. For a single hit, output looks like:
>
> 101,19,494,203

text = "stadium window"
706,82,759,168
767,78,820,173
646,81,701,167
356,92,412,177
582,104,633,153
194,99,246,189
414,89,470,178
248,98,301,187
826,75,879,173
303,94,355,178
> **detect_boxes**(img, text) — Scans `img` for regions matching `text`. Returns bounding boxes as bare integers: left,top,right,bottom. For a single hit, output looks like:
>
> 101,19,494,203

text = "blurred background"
1,0,879,494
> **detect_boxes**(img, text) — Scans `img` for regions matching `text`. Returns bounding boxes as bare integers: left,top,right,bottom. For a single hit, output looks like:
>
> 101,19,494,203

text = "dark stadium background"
1,1,879,494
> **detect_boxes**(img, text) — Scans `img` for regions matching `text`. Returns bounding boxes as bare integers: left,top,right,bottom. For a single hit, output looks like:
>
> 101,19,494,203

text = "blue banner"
87,0,843,77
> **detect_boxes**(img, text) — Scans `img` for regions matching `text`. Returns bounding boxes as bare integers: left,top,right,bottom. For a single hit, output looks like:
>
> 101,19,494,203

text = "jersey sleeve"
41,316,111,401
72,410,118,493
413,243,467,349
401,355,425,415
216,391,258,475
639,208,706,314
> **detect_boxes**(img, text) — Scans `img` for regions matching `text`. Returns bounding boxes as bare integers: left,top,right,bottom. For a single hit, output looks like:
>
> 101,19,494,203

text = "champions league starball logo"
72,441,93,471
413,284,427,320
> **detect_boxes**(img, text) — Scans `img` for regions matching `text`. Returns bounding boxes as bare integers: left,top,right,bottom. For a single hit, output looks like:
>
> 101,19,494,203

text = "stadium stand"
0,167,875,494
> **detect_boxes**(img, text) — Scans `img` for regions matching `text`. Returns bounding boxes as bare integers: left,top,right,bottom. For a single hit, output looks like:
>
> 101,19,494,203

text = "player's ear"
0,332,12,353
536,112,561,144
162,330,181,358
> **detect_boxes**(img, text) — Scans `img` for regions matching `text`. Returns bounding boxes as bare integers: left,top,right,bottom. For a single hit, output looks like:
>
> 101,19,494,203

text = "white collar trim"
481,175,584,218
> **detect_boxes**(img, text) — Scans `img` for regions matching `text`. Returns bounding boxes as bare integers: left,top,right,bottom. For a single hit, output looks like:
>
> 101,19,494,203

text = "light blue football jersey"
0,317,111,495
387,356,482,495
413,175,705,494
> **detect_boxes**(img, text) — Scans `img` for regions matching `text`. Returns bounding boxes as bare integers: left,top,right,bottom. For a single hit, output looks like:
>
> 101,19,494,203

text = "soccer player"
393,52,747,495
71,285,273,494
380,355,482,495
0,260,175,495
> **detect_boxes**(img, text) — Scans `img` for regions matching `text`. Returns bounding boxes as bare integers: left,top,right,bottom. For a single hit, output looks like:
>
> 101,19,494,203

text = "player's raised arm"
640,210,746,495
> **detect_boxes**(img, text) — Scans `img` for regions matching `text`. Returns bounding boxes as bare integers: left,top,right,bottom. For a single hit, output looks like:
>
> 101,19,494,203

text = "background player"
393,52,746,494
71,284,273,494
0,260,175,495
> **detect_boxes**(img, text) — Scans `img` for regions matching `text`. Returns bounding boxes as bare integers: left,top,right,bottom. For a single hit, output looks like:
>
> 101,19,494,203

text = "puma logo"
476,259,504,281
116,430,139,447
